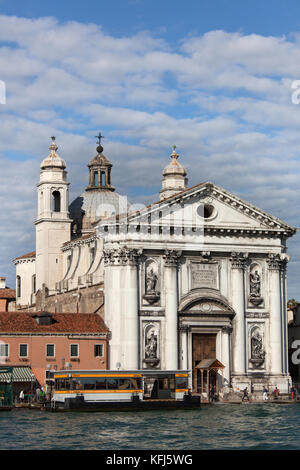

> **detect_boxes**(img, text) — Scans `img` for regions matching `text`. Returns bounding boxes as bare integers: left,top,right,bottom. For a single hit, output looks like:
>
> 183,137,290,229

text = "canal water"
0,404,299,450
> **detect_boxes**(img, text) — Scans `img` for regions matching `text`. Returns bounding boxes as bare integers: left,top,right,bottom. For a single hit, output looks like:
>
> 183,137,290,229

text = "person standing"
35,387,41,402
291,386,296,401
263,387,268,401
242,387,249,401
274,386,280,400
19,390,24,403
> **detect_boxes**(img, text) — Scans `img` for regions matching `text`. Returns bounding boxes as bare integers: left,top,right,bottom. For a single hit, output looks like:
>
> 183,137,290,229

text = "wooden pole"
207,369,210,398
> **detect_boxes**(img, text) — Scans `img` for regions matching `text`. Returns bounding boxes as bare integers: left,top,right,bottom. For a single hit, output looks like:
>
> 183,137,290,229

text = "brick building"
0,277,16,312
0,311,110,394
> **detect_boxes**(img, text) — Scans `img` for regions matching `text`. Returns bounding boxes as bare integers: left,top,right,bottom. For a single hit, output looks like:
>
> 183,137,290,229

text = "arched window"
16,276,21,298
100,171,105,187
52,191,61,212
93,172,98,186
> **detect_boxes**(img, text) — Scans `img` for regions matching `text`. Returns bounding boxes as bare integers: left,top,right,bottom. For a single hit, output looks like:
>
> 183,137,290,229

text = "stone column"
230,252,247,377
180,324,189,370
221,326,232,389
163,250,181,370
104,246,140,370
267,254,285,375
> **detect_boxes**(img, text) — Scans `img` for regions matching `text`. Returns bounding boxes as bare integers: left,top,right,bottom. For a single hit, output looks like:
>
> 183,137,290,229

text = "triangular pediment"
97,182,297,238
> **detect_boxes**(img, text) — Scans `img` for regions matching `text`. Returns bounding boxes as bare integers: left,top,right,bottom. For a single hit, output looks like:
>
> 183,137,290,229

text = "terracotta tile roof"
0,288,16,300
14,251,36,261
0,312,109,334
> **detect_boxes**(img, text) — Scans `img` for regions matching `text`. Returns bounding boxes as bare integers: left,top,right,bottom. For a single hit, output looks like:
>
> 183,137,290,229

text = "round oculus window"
197,203,215,219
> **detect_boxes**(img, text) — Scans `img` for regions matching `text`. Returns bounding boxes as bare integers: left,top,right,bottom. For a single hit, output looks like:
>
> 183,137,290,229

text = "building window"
94,344,104,357
16,275,21,298
19,344,28,358
32,275,36,294
70,344,79,358
46,344,55,358
93,172,98,186
52,191,61,212
0,344,9,357
100,171,105,187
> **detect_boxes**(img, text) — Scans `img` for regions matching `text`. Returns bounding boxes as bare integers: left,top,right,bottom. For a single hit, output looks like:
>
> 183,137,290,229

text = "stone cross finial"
95,132,104,145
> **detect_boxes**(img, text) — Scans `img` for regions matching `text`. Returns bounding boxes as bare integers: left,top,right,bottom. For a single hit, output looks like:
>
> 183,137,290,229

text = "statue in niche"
143,263,160,305
250,329,265,367
248,268,264,307
146,268,158,293
250,270,261,297
145,331,158,359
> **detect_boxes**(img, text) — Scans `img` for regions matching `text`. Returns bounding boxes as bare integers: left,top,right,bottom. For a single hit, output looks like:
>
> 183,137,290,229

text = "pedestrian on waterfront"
19,390,24,403
291,386,296,400
209,385,215,402
242,387,249,401
26,391,31,403
40,388,46,402
263,387,268,401
35,387,41,402
274,386,280,400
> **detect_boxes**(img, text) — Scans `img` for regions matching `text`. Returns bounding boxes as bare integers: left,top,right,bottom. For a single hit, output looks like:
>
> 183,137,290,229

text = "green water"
0,404,299,450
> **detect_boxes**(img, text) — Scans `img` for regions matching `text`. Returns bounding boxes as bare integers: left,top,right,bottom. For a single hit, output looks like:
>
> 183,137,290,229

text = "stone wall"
17,283,105,317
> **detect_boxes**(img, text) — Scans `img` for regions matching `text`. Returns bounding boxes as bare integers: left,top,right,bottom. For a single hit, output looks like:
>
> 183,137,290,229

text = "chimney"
0,277,6,289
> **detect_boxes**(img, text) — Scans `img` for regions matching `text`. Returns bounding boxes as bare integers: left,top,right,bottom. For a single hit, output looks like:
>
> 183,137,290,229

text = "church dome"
69,189,130,232
69,133,131,233
40,137,66,170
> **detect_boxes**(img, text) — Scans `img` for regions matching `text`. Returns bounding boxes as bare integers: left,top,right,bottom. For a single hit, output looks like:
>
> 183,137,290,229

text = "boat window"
72,379,82,390
95,379,107,390
175,376,188,389
118,379,131,390
131,378,142,390
56,379,71,391
80,377,96,390
107,378,118,389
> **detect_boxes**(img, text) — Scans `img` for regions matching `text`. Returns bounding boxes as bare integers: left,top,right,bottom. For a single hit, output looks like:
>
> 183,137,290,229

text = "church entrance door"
192,333,217,393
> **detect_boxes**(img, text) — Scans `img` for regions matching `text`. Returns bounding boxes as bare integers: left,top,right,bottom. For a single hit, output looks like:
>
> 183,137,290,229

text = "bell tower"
35,137,71,293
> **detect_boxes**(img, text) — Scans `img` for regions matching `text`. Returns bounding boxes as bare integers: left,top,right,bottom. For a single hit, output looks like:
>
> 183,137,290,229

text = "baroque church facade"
14,136,297,394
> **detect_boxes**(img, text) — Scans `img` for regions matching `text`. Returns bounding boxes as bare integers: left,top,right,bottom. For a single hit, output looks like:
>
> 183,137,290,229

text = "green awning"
0,367,36,382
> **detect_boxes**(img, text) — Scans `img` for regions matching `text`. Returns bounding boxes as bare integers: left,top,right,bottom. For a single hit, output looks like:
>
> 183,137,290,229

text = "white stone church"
14,135,297,394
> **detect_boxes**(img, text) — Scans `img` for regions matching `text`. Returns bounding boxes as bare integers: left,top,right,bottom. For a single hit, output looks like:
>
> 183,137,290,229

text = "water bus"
47,369,200,411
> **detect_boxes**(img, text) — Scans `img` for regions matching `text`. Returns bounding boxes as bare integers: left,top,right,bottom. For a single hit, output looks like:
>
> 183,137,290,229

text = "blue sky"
0,0,300,298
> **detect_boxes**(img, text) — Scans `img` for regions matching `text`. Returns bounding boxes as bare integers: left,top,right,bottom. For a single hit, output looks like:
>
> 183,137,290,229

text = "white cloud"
0,15,300,297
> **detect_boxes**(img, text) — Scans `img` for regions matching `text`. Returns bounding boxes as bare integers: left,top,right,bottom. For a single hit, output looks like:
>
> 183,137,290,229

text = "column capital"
163,249,182,267
230,252,248,269
103,246,142,266
179,323,190,333
222,325,233,334
267,253,289,271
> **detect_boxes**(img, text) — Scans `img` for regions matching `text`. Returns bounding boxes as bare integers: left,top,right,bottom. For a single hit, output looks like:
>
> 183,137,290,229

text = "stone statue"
251,330,264,360
145,331,157,359
146,267,158,293
250,270,261,297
